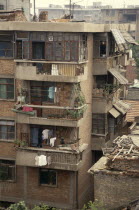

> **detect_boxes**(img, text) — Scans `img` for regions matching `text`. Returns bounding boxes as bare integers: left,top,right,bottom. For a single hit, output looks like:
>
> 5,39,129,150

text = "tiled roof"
124,100,139,122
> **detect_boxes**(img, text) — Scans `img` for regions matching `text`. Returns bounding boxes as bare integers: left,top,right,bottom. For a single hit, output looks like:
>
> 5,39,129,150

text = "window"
100,41,106,57
0,5,4,10
40,169,57,186
0,78,14,99
30,81,55,103
32,42,45,59
92,114,106,134
0,159,15,181
0,120,15,140
0,41,13,57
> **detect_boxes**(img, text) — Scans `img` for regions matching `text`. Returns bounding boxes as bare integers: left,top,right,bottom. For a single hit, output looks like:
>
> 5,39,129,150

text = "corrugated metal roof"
113,100,131,115
123,100,139,122
108,68,128,85
109,108,121,118
111,29,128,51
121,31,139,46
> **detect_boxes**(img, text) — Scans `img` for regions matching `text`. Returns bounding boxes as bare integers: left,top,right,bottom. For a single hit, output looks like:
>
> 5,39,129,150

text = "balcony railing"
16,147,82,171
15,62,87,82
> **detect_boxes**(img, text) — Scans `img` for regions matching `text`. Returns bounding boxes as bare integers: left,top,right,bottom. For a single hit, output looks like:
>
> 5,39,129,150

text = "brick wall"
94,171,139,209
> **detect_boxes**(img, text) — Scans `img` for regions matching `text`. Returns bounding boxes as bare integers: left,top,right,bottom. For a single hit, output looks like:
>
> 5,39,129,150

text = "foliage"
14,139,28,147
82,200,106,210
32,204,60,210
8,201,28,210
4,202,61,210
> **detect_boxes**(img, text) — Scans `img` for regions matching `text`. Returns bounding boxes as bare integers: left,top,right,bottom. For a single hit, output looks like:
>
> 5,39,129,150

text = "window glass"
40,169,57,186
0,78,14,99
0,159,15,181
0,41,13,57
0,120,15,140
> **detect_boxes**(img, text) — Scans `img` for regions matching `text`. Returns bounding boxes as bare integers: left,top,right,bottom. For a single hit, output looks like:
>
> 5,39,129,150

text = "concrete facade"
0,21,133,208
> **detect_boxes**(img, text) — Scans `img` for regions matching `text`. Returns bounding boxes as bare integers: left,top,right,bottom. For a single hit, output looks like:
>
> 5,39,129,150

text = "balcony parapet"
15,62,87,83
16,144,88,171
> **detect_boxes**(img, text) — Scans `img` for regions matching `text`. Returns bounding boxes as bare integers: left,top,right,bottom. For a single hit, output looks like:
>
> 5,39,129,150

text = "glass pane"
0,79,7,84
0,125,7,139
0,84,6,99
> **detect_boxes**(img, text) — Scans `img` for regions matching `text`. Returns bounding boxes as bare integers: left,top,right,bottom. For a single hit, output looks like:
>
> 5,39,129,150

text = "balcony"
16,146,83,171
12,104,86,127
15,62,87,83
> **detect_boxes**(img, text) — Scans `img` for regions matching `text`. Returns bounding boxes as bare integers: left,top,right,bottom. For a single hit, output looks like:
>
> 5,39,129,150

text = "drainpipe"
34,0,35,16
75,171,78,209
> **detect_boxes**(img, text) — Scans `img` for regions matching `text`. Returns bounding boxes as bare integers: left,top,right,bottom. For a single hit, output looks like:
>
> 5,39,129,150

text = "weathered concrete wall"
94,171,139,209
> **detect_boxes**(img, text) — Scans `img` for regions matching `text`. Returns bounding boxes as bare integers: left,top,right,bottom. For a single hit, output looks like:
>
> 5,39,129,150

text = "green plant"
14,139,28,147
82,200,106,210
8,201,28,210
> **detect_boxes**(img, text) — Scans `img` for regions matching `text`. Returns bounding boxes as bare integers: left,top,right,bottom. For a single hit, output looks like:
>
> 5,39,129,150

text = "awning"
111,29,128,51
121,31,139,46
113,100,131,115
108,68,128,85
109,107,120,118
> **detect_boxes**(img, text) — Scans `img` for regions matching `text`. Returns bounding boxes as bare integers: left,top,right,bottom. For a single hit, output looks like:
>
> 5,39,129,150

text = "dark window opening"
30,125,56,147
0,159,15,181
16,40,22,59
40,169,57,186
0,78,14,99
32,42,45,60
0,5,4,10
0,120,15,140
100,41,106,57
92,150,103,164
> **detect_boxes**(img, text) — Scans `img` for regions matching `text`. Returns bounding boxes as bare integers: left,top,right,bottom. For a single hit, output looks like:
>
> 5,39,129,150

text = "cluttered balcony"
15,125,88,171
15,62,87,83
12,83,86,127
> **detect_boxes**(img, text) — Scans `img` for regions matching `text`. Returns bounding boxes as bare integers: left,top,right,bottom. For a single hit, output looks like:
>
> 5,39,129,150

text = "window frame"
0,78,15,101
0,159,16,182
39,169,57,187
0,120,15,141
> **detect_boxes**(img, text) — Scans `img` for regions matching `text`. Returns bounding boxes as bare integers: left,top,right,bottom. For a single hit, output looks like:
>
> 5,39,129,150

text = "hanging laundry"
48,87,55,99
50,137,56,147
42,129,49,140
35,156,39,166
35,155,47,166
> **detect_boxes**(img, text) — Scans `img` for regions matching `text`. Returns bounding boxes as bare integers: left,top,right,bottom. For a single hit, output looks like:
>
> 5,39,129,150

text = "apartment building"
0,0,30,20
0,21,136,208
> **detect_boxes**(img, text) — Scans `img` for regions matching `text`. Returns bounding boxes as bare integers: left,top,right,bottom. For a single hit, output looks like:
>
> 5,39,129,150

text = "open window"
32,42,45,60
40,169,57,186
0,159,15,181
100,41,106,57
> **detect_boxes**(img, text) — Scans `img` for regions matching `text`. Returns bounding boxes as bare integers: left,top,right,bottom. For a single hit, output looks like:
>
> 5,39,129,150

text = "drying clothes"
35,155,47,166
42,129,49,140
48,130,53,138
48,87,55,99
47,156,51,165
50,137,56,147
